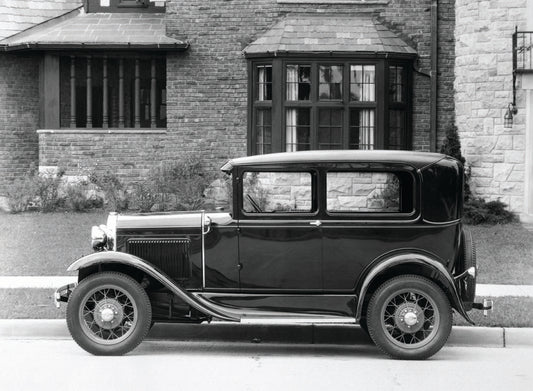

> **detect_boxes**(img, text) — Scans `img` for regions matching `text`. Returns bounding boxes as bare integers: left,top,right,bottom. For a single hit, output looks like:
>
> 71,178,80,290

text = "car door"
320,166,419,291
237,169,323,291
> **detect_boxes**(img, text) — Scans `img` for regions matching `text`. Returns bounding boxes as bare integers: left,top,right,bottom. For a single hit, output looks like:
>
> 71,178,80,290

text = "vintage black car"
55,150,492,359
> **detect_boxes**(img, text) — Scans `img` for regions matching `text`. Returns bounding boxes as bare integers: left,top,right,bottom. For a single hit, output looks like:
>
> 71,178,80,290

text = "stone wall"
455,0,527,212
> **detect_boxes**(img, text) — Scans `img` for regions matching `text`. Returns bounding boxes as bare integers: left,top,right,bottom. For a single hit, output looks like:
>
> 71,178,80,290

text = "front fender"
355,252,473,324
68,251,239,322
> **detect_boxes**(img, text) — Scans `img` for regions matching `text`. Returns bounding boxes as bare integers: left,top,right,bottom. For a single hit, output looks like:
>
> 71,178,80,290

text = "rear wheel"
66,272,152,356
366,275,452,360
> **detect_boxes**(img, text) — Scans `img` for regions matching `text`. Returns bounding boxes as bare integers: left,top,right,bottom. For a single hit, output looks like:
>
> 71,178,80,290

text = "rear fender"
355,252,473,324
68,252,239,322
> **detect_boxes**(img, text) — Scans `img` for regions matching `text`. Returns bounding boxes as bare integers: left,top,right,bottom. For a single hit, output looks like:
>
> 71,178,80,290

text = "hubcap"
395,302,424,334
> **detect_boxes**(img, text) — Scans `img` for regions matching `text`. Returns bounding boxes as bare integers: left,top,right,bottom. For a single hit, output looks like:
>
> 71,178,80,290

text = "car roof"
221,150,447,172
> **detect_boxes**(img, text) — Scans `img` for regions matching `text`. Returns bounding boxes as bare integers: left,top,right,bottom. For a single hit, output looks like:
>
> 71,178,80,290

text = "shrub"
88,171,128,211
440,124,471,200
132,155,217,211
464,198,518,225
4,166,64,213
63,181,103,212
34,168,65,212
5,176,37,213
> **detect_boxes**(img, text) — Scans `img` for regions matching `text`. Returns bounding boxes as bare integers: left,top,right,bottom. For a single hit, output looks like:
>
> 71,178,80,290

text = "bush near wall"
4,155,221,214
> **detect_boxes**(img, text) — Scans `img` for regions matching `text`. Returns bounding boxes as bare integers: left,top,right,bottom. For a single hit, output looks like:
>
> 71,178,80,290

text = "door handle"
309,220,322,227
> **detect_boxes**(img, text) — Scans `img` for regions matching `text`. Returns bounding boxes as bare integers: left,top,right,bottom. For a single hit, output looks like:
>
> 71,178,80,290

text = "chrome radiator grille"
127,238,191,280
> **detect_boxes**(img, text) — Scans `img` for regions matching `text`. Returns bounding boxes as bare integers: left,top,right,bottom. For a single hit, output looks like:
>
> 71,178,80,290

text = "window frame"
248,56,413,155
237,167,320,219
323,168,418,219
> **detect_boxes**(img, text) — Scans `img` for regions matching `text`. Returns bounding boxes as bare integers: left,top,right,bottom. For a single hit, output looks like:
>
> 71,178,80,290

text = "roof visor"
243,14,417,57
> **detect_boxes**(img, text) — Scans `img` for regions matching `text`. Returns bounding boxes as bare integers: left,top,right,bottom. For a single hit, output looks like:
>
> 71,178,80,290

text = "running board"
238,316,356,325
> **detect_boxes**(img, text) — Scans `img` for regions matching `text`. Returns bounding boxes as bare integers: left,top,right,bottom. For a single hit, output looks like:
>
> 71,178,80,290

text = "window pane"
327,172,400,213
256,109,272,154
318,109,343,149
242,172,313,213
319,65,343,100
389,110,405,150
257,65,272,101
349,109,375,150
286,108,311,151
389,65,404,103
286,65,311,101
350,65,375,101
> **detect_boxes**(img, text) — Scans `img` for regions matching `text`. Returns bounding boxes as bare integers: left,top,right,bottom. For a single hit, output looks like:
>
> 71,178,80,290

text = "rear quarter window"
326,171,414,214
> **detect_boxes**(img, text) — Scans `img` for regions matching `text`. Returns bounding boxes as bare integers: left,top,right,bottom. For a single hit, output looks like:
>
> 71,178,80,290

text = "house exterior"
3,0,530,221
455,0,533,221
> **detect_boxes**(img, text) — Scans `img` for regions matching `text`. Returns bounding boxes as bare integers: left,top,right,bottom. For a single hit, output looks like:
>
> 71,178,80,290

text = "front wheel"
66,272,152,355
366,275,452,360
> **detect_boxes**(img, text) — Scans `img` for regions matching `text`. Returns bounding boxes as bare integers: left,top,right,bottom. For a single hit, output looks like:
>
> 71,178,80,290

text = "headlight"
106,212,118,251
91,225,107,251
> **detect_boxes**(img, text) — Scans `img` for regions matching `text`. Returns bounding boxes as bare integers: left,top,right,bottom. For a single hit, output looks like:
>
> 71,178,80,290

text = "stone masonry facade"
455,0,527,213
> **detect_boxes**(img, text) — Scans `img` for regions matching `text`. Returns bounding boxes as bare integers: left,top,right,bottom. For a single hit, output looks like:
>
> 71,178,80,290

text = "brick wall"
166,0,456,171
0,53,40,193
38,130,169,182
455,0,527,212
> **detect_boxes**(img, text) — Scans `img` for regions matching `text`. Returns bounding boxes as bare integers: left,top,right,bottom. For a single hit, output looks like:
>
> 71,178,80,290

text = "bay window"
249,58,412,155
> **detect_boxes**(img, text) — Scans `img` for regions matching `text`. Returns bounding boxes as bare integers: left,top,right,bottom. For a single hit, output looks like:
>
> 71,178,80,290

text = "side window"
242,172,313,213
326,172,408,213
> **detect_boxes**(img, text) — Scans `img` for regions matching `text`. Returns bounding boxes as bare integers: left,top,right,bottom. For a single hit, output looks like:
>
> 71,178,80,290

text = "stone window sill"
37,128,167,135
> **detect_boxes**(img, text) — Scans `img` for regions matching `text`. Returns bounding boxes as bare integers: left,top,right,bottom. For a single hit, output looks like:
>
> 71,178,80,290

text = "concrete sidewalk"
1,276,533,297
1,319,532,348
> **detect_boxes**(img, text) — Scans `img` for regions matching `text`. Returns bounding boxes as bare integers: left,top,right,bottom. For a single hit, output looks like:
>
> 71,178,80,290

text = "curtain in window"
258,67,266,101
286,109,297,152
359,109,375,150
286,65,298,101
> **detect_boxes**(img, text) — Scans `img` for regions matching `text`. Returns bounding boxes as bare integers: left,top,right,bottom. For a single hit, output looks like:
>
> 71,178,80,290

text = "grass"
469,223,533,285
454,296,533,328
0,210,107,275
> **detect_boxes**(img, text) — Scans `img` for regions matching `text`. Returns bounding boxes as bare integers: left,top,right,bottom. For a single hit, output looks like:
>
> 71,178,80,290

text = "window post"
86,56,92,129
103,56,109,129
70,56,76,128
134,58,141,128
150,58,157,128
119,58,125,128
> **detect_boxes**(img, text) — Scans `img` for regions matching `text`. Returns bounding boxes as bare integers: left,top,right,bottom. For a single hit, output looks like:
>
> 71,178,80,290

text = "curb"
1,319,532,348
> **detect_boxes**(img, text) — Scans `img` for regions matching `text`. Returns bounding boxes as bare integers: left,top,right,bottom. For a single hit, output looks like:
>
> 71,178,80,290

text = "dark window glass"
255,109,272,155
319,65,343,100
286,65,311,101
286,108,311,151
389,65,405,103
388,110,405,150
318,109,343,149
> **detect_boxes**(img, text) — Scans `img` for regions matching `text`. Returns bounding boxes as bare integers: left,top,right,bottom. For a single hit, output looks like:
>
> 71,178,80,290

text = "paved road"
0,339,531,391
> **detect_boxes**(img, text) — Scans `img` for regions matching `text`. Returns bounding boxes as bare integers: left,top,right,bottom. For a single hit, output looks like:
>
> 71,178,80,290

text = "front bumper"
54,283,76,308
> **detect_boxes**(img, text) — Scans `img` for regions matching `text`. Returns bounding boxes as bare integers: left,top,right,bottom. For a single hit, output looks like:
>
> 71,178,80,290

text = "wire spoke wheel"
79,285,138,345
366,275,452,360
67,272,152,356
381,289,439,349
